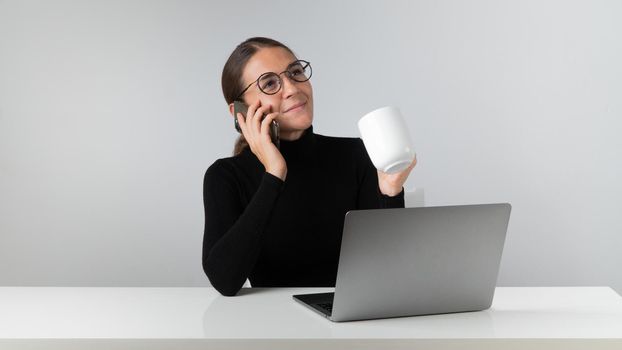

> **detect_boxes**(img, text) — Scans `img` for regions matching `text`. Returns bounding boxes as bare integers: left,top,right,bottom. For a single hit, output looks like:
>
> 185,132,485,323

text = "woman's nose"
280,74,301,99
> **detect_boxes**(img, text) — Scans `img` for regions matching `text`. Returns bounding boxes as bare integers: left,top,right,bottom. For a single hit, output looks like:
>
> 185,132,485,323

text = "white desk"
1,287,621,349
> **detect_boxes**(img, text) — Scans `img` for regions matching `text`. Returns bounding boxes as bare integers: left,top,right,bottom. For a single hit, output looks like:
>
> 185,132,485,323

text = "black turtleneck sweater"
202,125,405,296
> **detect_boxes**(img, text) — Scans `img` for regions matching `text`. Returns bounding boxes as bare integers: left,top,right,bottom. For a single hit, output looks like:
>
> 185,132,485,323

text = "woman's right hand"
236,100,287,181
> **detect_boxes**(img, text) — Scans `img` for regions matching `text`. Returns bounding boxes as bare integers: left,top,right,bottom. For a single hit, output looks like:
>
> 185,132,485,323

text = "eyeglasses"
236,60,312,100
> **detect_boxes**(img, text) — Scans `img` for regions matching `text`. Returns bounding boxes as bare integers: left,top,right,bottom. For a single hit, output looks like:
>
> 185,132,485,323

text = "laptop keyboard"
316,302,333,313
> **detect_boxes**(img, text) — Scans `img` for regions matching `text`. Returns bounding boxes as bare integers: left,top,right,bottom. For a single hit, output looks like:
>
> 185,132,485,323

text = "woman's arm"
202,161,284,296
355,139,406,210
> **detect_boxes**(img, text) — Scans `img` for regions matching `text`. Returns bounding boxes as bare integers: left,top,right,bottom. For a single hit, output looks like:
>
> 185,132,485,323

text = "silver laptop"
293,203,511,322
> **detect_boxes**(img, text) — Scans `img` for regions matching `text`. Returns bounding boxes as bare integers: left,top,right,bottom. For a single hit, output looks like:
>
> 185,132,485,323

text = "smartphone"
233,100,280,149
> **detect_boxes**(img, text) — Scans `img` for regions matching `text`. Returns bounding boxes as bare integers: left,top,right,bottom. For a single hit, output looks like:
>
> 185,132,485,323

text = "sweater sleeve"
355,138,405,210
202,161,284,296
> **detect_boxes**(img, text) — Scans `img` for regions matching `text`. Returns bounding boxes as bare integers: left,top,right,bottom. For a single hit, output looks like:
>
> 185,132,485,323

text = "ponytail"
232,135,249,156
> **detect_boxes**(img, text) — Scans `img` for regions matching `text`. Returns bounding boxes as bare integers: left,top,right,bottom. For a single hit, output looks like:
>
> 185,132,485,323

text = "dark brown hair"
221,37,296,156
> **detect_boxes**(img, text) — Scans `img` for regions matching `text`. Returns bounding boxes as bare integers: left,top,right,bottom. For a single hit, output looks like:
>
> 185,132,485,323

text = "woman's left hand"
377,155,418,196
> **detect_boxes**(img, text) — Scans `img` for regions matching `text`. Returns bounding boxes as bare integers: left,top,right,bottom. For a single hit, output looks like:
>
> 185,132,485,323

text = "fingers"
245,99,261,134
238,100,278,149
246,99,261,122
250,105,271,137
245,101,270,138
261,112,279,138
408,154,417,169
235,100,285,177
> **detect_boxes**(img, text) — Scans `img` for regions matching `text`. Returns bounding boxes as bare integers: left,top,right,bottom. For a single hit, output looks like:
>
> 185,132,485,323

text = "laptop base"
293,292,334,318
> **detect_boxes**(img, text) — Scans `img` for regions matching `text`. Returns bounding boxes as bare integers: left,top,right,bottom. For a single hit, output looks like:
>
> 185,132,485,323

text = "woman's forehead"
243,47,296,82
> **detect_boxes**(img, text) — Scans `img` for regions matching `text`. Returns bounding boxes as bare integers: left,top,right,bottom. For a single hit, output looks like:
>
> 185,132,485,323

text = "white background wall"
1,0,620,293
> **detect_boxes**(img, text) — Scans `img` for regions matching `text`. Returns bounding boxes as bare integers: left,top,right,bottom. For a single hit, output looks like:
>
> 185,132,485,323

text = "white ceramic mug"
358,106,415,174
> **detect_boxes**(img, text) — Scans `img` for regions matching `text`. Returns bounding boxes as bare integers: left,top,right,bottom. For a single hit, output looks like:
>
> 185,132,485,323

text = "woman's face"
233,47,314,140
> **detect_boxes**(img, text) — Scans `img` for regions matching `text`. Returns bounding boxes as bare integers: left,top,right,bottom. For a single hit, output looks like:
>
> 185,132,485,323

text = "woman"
203,37,417,296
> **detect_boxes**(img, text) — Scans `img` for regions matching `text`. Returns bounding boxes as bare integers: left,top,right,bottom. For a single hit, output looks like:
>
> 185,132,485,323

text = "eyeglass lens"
257,61,311,95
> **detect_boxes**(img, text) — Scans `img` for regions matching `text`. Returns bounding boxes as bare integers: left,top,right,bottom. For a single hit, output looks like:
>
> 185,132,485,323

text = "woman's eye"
262,80,276,89
289,65,305,75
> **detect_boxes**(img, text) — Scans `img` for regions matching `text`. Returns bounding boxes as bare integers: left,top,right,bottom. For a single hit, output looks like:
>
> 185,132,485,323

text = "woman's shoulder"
204,151,256,184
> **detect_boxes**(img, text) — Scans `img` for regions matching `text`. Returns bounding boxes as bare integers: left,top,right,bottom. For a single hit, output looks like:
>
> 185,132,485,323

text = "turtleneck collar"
279,125,315,162
240,125,315,164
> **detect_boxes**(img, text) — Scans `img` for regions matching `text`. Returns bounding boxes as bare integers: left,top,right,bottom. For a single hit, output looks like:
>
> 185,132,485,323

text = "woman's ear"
228,103,235,117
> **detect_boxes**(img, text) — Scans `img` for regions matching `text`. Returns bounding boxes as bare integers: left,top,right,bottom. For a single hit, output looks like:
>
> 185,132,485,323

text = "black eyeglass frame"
235,60,312,100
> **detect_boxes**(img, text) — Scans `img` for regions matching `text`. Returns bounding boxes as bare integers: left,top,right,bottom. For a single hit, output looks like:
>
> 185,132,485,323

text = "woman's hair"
221,37,296,156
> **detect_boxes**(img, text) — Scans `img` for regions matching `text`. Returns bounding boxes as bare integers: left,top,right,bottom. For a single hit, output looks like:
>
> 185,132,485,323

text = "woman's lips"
284,102,306,113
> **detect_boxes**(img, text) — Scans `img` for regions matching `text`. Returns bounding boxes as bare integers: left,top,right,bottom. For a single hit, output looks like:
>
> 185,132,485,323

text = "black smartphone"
233,100,280,149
